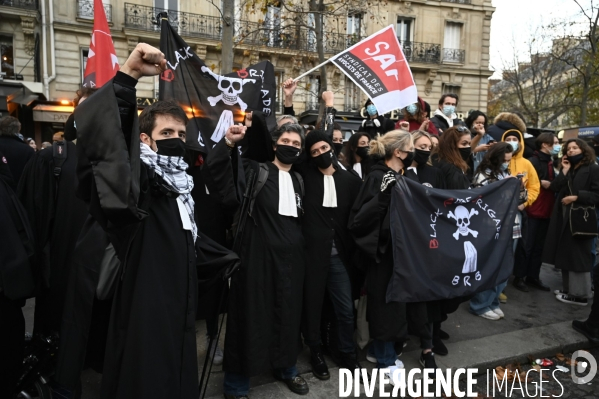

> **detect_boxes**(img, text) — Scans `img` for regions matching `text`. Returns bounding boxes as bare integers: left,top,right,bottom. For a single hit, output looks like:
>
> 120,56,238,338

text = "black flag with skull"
158,18,276,153
386,176,520,303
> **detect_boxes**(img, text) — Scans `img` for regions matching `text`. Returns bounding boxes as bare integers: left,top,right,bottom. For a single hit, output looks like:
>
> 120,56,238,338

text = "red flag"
331,25,417,115
82,0,119,88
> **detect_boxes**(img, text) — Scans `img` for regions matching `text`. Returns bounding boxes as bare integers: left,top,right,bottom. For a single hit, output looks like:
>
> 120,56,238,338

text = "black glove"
380,171,397,193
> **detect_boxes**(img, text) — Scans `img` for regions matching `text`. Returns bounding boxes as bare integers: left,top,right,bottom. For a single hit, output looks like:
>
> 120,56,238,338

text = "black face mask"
313,150,333,169
275,144,301,165
413,149,431,166
64,113,77,141
156,138,187,158
567,153,584,166
333,143,344,156
401,151,415,167
356,146,369,159
459,147,472,162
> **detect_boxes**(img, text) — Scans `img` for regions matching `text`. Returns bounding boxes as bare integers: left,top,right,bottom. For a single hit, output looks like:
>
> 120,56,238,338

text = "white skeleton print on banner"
448,205,479,240
201,66,256,111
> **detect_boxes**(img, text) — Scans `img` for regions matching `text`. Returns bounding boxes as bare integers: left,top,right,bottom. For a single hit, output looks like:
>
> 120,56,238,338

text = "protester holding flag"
342,132,372,180
299,130,363,379
348,130,434,376
431,126,474,189
223,123,309,398
544,139,599,307
73,43,242,399
469,143,524,320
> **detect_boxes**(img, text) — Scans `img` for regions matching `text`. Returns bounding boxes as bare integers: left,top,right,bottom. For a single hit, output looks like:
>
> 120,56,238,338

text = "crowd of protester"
1,43,599,399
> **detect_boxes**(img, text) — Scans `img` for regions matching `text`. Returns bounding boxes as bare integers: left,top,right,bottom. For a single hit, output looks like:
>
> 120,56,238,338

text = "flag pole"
292,58,333,82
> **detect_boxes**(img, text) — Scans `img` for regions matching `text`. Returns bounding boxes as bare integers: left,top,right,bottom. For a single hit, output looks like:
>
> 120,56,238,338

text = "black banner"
387,177,520,303
159,19,276,153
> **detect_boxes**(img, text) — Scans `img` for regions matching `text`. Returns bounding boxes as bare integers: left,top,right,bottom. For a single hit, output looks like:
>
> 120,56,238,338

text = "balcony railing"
0,0,38,10
399,41,441,64
78,0,112,22
442,0,471,4
443,48,466,63
123,4,360,54
236,20,361,53
124,3,223,40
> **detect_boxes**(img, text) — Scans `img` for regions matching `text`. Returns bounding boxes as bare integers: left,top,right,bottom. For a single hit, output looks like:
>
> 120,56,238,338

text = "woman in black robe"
349,130,437,373
299,131,363,378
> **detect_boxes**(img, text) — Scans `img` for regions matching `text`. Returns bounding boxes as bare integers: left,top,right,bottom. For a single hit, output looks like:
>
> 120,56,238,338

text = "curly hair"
342,132,370,167
433,126,471,172
563,138,596,168
475,142,513,180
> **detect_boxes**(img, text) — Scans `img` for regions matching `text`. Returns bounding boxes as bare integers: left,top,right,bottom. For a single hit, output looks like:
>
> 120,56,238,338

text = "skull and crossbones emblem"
447,206,479,240
201,66,256,111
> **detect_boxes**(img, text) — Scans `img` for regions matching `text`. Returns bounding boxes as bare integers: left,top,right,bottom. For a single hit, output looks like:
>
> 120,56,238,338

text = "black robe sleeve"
75,71,144,228
241,111,275,163
575,163,599,206
0,149,15,188
348,171,384,261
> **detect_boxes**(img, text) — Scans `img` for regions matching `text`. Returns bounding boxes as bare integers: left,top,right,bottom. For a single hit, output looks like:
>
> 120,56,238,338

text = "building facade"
0,0,495,141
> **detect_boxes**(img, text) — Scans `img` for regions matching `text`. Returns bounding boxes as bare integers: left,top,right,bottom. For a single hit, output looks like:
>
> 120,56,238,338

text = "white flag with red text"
331,25,417,115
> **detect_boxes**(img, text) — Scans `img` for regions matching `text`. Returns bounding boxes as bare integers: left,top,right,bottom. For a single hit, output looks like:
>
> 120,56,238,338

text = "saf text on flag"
386,177,520,303
82,0,119,88
159,18,276,153
330,25,416,116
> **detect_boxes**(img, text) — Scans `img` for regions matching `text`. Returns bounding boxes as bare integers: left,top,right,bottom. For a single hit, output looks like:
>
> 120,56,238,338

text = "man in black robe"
74,44,245,399
0,116,34,189
0,149,36,399
300,131,363,379
223,123,308,398
18,132,89,337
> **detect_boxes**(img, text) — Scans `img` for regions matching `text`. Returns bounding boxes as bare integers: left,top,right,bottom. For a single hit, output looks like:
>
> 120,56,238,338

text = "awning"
0,80,43,112
32,104,74,123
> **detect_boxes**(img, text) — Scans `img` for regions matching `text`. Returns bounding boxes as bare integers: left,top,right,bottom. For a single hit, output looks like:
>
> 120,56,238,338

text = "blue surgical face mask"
366,104,378,116
442,105,455,117
551,144,561,155
500,162,509,171
406,103,418,115
507,141,519,152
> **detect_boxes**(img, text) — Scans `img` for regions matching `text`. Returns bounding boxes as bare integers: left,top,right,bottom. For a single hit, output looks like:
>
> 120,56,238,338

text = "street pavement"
22,264,599,398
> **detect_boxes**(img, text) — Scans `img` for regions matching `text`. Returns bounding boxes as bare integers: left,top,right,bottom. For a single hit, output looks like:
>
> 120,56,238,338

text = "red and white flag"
331,25,417,115
82,0,119,88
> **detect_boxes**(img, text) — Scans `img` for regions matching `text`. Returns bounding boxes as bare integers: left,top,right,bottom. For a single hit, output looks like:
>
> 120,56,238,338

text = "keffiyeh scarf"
139,143,197,242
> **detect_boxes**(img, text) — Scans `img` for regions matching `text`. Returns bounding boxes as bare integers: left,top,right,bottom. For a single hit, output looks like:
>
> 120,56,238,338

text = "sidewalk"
200,264,596,399
22,264,597,398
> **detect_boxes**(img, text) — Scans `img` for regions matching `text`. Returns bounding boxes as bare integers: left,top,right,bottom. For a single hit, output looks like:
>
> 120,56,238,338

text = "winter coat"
348,162,407,341
527,151,556,219
487,112,527,142
0,134,34,190
501,129,540,208
431,154,472,190
543,163,599,272
430,109,464,135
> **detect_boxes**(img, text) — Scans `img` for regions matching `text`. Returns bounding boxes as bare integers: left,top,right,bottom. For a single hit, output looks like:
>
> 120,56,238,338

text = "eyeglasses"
456,126,471,134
